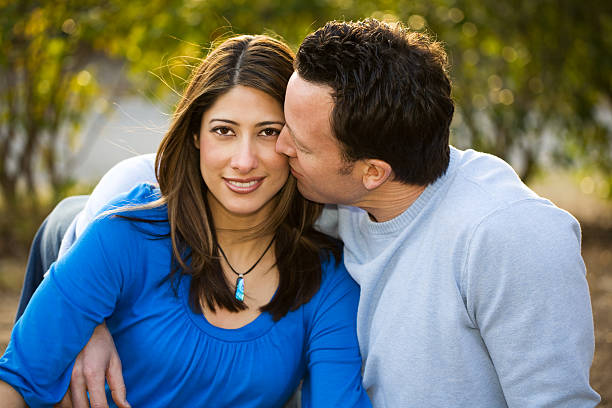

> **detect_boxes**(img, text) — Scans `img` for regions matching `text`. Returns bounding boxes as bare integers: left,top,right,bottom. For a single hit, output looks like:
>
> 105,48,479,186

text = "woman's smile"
224,177,264,193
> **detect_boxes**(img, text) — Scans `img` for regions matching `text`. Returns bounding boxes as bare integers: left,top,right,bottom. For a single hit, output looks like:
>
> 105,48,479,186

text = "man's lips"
289,166,302,178
223,177,264,193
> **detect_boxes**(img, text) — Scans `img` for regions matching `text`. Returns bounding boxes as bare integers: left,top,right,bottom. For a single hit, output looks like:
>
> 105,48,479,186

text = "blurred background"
0,0,611,404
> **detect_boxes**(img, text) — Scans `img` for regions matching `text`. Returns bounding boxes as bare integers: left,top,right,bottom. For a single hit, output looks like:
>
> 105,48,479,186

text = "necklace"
217,238,275,302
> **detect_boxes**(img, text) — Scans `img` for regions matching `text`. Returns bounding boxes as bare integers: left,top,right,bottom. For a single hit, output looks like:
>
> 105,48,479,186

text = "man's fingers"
107,353,130,408
68,368,90,408
84,365,109,408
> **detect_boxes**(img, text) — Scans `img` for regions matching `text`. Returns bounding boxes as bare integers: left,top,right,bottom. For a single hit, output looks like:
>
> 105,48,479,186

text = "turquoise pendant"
235,275,245,301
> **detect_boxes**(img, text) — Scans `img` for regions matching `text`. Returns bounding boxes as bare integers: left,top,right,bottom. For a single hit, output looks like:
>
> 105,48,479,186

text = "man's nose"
276,126,296,157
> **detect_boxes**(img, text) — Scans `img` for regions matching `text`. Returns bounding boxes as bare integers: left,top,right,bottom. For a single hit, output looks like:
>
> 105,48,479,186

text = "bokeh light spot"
580,176,595,194
448,8,464,23
76,70,91,87
462,22,477,37
502,46,518,62
499,89,514,105
62,18,77,35
488,75,502,90
408,14,426,30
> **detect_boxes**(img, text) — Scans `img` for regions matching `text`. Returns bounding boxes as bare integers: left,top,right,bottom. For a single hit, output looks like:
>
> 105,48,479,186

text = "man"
276,19,598,406
17,19,599,407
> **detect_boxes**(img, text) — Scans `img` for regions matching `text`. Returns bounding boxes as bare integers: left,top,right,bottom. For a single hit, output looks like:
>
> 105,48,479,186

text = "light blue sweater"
318,147,600,407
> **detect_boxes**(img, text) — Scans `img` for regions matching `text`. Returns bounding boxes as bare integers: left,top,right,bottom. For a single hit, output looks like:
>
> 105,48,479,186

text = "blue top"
0,184,371,408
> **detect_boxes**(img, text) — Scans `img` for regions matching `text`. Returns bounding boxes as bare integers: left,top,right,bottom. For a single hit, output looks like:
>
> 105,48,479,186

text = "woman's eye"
260,128,280,137
213,127,234,136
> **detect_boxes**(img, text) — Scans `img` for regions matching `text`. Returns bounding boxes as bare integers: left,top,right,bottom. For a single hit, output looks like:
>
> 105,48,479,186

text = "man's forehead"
285,72,336,150
287,72,334,107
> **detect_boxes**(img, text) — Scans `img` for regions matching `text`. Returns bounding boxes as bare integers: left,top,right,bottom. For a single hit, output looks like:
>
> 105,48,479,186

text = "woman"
0,34,370,407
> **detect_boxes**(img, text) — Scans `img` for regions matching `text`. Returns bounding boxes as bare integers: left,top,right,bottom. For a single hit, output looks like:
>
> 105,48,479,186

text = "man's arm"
58,153,157,258
464,200,600,407
313,204,340,238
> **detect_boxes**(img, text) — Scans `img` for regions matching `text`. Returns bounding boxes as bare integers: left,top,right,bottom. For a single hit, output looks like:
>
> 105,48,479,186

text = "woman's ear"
361,159,393,190
193,133,200,149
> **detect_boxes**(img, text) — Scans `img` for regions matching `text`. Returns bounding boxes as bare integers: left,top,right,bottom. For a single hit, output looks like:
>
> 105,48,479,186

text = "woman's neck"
215,231,275,267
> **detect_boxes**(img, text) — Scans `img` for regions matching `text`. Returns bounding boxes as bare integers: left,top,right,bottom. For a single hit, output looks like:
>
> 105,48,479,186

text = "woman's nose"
230,139,258,173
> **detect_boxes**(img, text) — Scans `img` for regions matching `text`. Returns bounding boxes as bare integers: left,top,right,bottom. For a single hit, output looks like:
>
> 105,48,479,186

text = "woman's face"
197,85,288,222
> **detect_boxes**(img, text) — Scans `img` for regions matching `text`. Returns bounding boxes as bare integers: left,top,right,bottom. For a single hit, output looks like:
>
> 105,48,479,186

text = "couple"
1,19,600,407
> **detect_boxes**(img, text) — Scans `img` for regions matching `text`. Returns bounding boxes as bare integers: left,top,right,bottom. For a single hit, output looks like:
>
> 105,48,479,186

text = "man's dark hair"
296,18,454,185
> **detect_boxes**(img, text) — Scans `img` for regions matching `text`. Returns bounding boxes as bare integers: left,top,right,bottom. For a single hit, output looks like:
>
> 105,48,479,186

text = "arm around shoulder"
75,153,157,237
313,205,340,238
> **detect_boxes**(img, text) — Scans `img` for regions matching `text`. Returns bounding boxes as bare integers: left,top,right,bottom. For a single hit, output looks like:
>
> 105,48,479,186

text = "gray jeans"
15,195,88,321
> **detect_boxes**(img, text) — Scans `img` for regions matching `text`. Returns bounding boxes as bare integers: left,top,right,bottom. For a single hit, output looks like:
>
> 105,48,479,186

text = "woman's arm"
0,213,132,406
0,380,26,408
302,257,372,408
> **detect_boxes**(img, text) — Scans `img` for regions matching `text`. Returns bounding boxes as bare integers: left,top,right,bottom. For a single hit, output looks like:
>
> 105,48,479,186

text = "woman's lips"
224,177,264,194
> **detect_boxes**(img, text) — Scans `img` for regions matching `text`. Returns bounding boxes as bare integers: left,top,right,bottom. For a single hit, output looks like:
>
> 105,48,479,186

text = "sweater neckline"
358,147,458,236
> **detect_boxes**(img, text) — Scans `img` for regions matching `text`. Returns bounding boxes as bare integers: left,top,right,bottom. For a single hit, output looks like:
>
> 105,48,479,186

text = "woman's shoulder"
99,183,165,217
90,183,168,236
316,248,359,300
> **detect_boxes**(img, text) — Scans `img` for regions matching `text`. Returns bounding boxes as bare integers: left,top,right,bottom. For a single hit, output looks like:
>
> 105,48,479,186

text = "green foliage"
0,1,104,206
438,0,612,182
1,0,611,208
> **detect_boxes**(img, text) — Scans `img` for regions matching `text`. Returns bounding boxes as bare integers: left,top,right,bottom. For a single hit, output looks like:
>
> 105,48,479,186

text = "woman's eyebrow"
208,119,284,127
209,118,238,125
256,121,285,126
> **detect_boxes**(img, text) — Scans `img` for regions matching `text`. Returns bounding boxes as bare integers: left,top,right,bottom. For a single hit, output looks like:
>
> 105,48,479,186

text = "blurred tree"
0,0,340,209
439,0,612,185
0,1,99,207
1,0,611,210
332,0,612,185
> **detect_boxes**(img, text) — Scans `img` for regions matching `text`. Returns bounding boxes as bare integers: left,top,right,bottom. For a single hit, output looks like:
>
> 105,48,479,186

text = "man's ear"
361,159,392,190
193,133,200,149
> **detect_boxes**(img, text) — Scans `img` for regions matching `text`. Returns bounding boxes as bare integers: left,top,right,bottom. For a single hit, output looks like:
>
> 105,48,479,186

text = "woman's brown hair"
132,34,339,320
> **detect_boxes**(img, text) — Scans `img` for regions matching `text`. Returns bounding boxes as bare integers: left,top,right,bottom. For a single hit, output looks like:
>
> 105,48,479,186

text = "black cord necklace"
217,238,275,302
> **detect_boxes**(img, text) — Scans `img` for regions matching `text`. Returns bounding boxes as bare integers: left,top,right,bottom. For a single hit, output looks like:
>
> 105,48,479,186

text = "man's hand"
55,323,130,408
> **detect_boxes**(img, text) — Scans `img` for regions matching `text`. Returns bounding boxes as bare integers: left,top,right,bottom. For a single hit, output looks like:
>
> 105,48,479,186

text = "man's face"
276,73,366,205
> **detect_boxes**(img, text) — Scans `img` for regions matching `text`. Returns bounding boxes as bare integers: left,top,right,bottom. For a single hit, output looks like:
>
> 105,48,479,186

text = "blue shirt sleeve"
301,256,372,408
0,213,132,407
